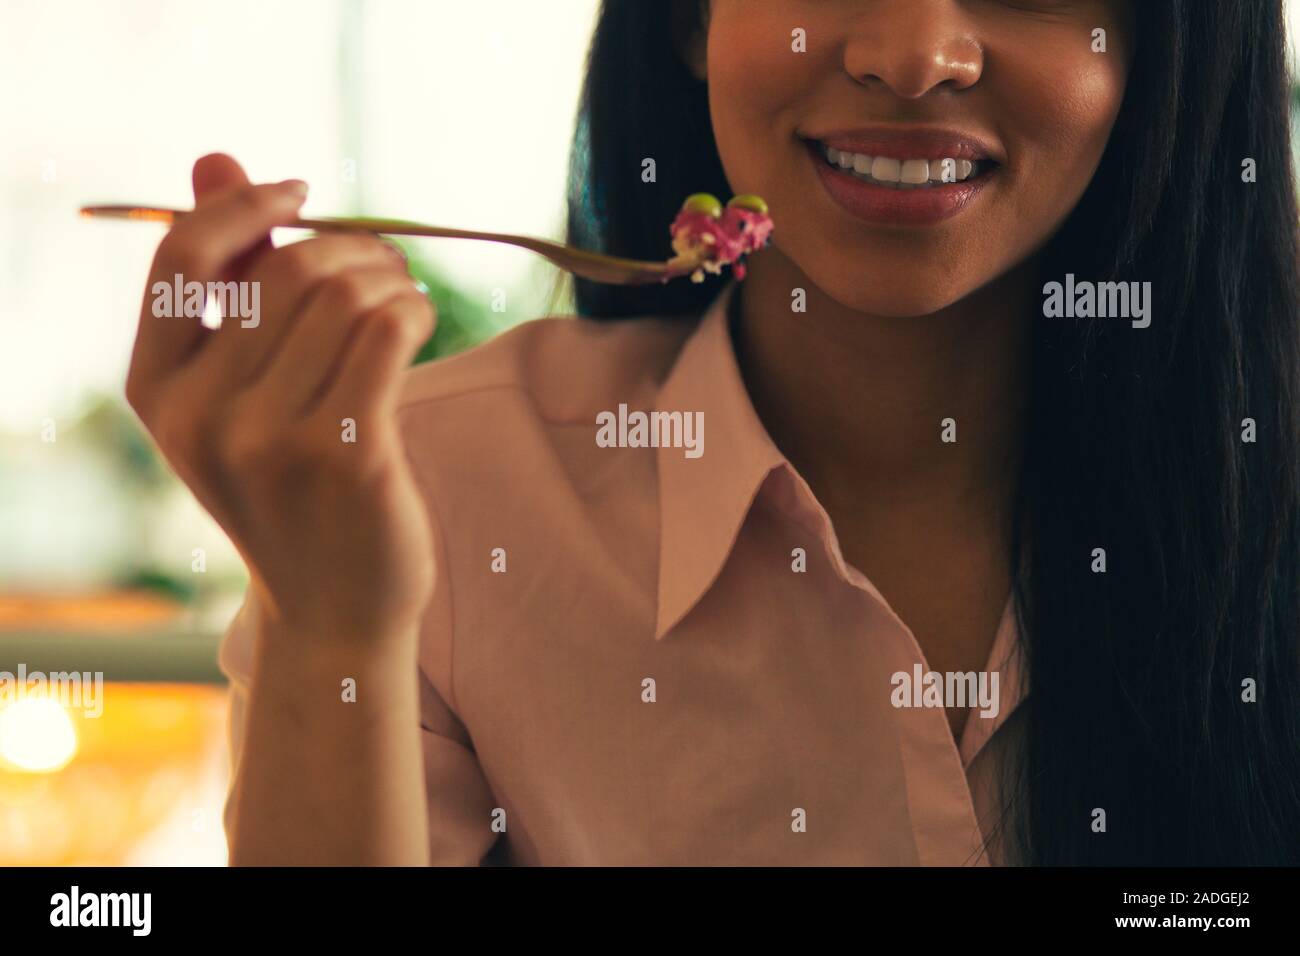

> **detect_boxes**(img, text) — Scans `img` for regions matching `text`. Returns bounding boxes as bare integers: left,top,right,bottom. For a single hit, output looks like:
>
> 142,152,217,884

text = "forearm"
227,620,430,866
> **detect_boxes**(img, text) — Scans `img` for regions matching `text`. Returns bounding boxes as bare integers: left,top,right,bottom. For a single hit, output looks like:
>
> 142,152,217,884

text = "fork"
79,205,701,286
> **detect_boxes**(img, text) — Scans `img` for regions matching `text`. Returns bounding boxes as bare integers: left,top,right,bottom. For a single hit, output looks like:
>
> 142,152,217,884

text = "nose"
841,0,984,99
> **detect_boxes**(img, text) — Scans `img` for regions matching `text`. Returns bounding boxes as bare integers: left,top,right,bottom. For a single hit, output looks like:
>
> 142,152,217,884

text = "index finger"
129,180,308,388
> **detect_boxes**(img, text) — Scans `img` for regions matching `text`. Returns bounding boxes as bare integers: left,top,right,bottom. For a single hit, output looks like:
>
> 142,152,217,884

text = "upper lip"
804,127,1003,164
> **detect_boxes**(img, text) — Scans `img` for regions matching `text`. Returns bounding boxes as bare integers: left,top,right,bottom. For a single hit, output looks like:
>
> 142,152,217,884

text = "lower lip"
806,140,994,226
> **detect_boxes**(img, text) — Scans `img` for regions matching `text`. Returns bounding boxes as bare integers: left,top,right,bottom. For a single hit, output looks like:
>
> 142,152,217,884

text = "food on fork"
669,193,773,282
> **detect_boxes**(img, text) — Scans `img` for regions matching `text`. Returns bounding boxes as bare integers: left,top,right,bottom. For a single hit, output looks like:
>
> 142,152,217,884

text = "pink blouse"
219,279,1027,865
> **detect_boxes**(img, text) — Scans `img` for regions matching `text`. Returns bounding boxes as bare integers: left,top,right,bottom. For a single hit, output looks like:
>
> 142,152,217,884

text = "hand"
126,154,438,639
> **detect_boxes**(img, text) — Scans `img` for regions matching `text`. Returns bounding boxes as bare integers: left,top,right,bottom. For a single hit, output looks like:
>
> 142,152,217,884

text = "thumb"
190,153,277,281
192,152,252,206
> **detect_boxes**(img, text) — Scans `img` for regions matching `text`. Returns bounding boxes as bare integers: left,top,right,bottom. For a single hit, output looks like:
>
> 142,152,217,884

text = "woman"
126,0,1299,865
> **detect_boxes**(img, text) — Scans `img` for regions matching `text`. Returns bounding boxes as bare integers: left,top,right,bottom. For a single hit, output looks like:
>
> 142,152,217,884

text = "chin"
813,272,974,319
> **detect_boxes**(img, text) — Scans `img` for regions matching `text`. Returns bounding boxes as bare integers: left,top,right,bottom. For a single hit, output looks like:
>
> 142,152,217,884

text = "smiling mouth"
810,139,998,190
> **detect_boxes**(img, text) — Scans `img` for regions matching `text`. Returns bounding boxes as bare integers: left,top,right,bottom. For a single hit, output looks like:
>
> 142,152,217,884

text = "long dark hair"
565,1,1300,864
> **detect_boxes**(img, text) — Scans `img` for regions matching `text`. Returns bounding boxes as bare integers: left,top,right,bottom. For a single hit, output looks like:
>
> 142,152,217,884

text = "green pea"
727,194,769,215
681,193,723,217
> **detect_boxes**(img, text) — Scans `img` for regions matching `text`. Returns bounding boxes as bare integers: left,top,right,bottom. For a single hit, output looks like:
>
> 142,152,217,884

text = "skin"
683,0,1133,737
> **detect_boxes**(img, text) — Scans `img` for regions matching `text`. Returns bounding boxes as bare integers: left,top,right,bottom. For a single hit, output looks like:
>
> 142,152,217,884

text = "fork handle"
80,205,680,285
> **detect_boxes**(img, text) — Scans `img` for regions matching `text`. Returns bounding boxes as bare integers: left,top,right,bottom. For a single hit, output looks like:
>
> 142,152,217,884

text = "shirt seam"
401,380,666,434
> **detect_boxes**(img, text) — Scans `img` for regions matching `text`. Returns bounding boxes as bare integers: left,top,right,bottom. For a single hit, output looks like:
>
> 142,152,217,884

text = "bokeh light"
0,696,79,773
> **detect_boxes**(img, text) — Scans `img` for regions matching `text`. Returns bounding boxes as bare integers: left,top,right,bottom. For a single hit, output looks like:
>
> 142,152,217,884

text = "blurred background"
1,0,1298,866
0,0,600,865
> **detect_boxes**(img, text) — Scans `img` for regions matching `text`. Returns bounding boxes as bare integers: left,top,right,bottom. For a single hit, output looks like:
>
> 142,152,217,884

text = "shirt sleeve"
215,582,503,866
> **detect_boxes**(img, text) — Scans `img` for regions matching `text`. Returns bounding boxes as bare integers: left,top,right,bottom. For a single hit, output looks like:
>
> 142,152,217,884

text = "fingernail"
412,278,430,297
279,179,309,199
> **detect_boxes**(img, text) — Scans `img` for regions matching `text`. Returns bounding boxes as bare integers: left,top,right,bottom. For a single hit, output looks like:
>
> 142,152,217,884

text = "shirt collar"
653,280,786,640
650,283,1026,760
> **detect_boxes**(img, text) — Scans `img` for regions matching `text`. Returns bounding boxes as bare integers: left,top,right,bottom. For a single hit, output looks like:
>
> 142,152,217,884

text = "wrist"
252,608,421,674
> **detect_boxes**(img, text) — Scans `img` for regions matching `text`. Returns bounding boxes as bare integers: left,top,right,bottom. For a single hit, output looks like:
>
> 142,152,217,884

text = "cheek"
999,38,1130,231
704,6,821,189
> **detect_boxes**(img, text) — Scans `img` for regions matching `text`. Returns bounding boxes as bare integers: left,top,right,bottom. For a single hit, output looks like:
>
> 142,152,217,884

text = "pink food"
668,195,773,283
721,206,775,255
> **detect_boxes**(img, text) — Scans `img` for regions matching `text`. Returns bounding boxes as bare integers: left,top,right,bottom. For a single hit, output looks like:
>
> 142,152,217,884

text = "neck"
731,248,1033,543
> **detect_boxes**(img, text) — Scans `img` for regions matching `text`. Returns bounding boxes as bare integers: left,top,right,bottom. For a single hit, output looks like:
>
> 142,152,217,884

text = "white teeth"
871,156,902,183
821,143,981,188
900,159,930,184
